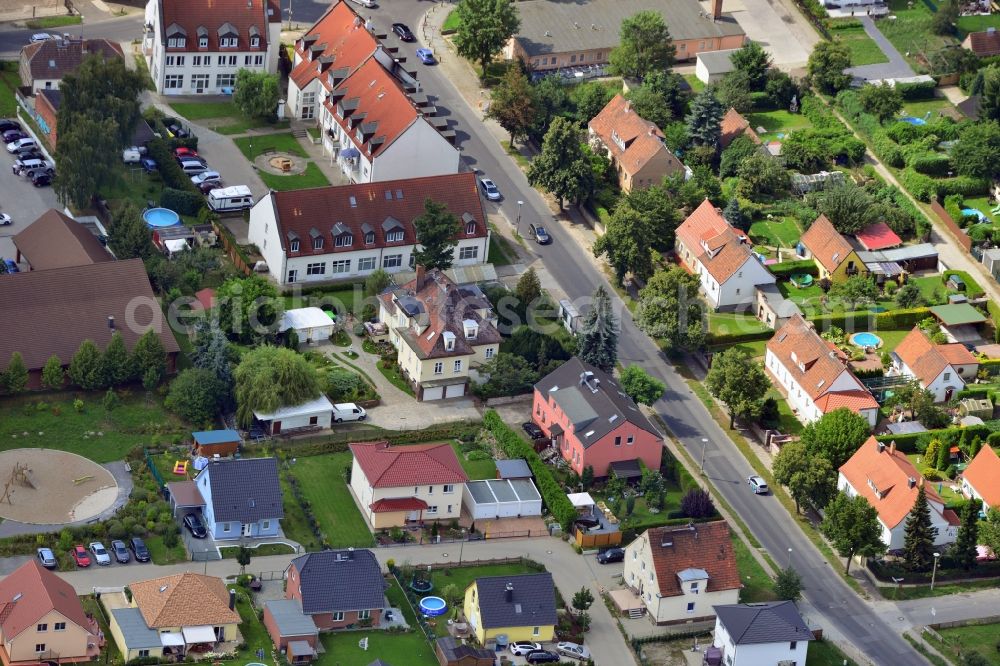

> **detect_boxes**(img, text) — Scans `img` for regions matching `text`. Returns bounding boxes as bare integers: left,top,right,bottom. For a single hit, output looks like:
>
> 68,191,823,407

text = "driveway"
724,0,818,70
847,16,915,82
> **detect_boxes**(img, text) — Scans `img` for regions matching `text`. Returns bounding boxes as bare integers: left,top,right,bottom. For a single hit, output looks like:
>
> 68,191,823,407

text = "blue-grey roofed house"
194,458,283,540
192,429,241,457
712,601,814,666
110,607,164,662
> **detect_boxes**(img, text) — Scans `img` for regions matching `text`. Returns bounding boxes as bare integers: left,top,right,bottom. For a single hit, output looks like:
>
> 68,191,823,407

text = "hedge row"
146,137,206,212
875,424,994,452
982,358,1000,377
242,422,482,458
805,307,930,334
769,260,818,278
872,131,904,168
911,154,952,177
954,384,1000,401
160,188,203,215
899,169,990,202
988,301,1000,344
707,328,774,348
483,409,577,530
896,80,938,100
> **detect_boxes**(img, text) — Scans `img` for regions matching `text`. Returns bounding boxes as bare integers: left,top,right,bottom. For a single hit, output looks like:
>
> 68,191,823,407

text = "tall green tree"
477,354,539,397
809,183,876,234
634,266,706,352
730,41,772,90
191,320,234,397
719,134,761,178
131,330,167,389
101,331,133,387
68,339,104,390
723,197,750,232
54,115,122,209
487,66,535,144
951,121,1000,180
528,76,569,143
216,274,282,344
572,586,595,613
894,281,925,309
716,70,753,113
236,545,252,575
364,268,392,297
592,205,654,284
108,202,153,260
527,117,593,209
4,352,28,394
619,365,665,406
952,499,981,571
858,82,904,123
931,0,958,35
608,10,675,79
575,285,618,373
233,69,280,118
902,485,938,571
830,275,878,310
621,184,680,250
573,82,614,126
800,408,870,469
807,41,851,94
515,268,542,309
234,345,322,427
686,89,724,147
980,66,1000,123
706,347,769,428
413,198,460,270
822,491,887,573
735,151,790,200
453,0,520,77
41,355,64,391
773,441,837,513
773,566,803,601
165,368,227,425
60,56,144,145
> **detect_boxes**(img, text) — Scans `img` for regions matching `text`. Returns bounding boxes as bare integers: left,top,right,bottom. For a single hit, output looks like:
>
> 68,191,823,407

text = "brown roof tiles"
894,327,977,387
160,0,273,52
350,441,468,488
0,560,92,639
800,215,854,273
13,209,112,270
20,38,123,83
588,95,684,178
645,521,742,597
963,446,1000,509
719,107,761,149
675,199,756,283
130,573,240,628
290,1,378,90
963,30,1000,57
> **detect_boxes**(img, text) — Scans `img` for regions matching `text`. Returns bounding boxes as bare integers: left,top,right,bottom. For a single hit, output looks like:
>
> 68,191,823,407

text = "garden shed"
253,395,334,435
192,429,241,457
959,398,994,420
279,307,335,344
462,478,542,520
982,248,1000,281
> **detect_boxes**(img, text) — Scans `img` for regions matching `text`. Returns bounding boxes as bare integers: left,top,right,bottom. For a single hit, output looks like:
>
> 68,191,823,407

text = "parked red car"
173,146,198,158
72,545,91,567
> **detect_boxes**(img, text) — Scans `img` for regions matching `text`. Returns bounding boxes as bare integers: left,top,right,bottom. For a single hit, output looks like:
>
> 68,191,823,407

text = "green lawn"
421,562,544,635
731,535,777,604
256,162,331,191
809,639,861,666
683,73,706,93
715,339,768,359
319,630,438,666
289,451,376,548
145,535,188,564
877,0,959,72
889,577,1000,601
901,96,956,120
441,8,461,33
0,392,188,463
749,217,802,248
833,23,890,66
213,118,291,135
766,389,804,436
377,361,416,397
488,228,516,265
285,286,362,313
909,275,948,306
924,621,1000,664
957,12,1000,36
233,132,308,159
450,442,496,480
872,327,915,353
219,543,296,558
944,270,985,298
385,579,418,626
745,110,813,144
169,101,240,120
592,482,685,532
962,196,998,224
26,15,82,29
707,311,771,337
0,64,22,117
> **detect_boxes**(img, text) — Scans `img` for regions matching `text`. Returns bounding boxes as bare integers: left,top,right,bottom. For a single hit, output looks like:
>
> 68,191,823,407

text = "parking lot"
0,119,60,267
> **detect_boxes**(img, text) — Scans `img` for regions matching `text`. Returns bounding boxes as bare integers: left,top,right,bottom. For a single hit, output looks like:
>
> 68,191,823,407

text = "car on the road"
7,137,36,153
71,545,91,567
111,540,130,564
529,223,551,244
0,119,21,133
3,259,18,273
392,23,415,41
596,547,625,564
509,642,543,657
416,47,435,65
30,33,53,43
525,651,561,664
32,171,51,187
556,642,591,660
130,536,151,562
0,214,11,226
348,0,375,6
478,176,501,201
748,475,769,495
522,422,544,439
191,170,222,185
183,512,208,538
89,542,111,566
36,547,57,569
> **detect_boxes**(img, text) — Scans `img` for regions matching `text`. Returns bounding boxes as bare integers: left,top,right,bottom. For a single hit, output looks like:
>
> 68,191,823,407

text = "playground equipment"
173,460,189,475
73,475,94,485
0,462,35,504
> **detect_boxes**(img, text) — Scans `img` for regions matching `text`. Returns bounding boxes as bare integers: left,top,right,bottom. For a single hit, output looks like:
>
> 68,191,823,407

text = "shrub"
895,80,937,100
680,488,716,518
160,188,203,216
872,131,904,168
911,154,952,177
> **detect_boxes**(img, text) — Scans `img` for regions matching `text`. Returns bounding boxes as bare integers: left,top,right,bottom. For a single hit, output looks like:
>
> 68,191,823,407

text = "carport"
462,479,542,520
166,480,205,518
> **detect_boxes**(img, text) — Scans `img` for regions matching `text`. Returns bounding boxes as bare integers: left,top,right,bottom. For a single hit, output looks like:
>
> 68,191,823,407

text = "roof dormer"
443,331,456,351
463,319,478,340
218,22,239,48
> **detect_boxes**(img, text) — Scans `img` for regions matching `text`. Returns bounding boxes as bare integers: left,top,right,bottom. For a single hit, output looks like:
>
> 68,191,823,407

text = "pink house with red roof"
349,441,468,528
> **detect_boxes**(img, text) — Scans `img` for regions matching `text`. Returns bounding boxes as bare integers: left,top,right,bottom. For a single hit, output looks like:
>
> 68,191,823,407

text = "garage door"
423,386,444,401
445,383,465,398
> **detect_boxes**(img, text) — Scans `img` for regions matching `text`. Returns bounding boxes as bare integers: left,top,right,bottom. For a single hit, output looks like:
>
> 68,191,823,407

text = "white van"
122,147,141,163
207,185,254,212
332,403,367,423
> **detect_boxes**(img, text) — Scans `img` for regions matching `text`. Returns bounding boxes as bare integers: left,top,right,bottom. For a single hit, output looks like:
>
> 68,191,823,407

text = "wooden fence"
930,199,972,252
212,221,253,276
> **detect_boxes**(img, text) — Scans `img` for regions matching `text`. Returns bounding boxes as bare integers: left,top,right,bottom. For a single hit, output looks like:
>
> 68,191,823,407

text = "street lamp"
285,0,293,30
699,438,709,474
515,200,524,236
930,552,941,590
787,548,793,568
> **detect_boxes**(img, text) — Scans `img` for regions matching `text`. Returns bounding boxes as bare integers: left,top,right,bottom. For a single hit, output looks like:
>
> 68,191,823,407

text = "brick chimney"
712,0,723,20
415,264,426,291
889,441,896,456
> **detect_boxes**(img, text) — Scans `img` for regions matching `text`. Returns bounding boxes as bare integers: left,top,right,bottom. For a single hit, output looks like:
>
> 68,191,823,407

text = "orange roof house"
719,108,761,149
674,199,776,310
854,222,902,251
838,438,959,550
962,446,1000,510
892,327,978,403
962,29,1000,57
587,95,686,193
765,314,878,427
622,521,741,624
0,560,101,665
798,215,867,283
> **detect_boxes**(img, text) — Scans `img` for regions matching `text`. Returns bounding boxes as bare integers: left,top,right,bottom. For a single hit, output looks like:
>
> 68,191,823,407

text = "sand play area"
0,449,118,524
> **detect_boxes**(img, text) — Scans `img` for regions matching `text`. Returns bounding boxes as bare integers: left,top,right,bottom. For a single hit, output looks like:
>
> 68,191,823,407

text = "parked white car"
6,137,35,153
333,403,367,423
89,541,111,566
191,170,222,185
556,642,591,660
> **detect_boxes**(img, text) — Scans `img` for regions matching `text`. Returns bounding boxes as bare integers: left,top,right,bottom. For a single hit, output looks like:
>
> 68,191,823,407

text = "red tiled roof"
675,199,756,283
160,0,274,53
719,107,760,149
290,1,378,90
0,560,92,639
839,437,946,529
193,288,216,311
854,222,902,251
895,327,977,388
963,30,1000,57
814,390,878,414
267,172,486,257
350,441,468,488
800,215,854,273
645,521,742,597
20,38,123,83
587,95,684,178
964,446,1000,508
370,497,429,512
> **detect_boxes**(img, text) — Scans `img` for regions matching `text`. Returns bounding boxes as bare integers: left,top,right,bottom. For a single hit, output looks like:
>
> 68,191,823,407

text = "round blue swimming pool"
143,207,180,228
900,116,927,126
850,332,883,349
419,596,447,617
962,208,988,223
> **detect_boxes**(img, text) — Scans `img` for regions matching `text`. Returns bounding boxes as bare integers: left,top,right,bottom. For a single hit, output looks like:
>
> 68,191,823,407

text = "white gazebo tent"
279,307,335,343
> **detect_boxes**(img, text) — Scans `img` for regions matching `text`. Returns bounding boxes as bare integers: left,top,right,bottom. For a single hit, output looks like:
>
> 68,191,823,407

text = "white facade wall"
765,350,869,425
350,456,464,522
838,474,958,550
715,260,776,310
264,407,332,432
962,478,994,511
31,79,59,93
713,619,810,666
896,360,967,403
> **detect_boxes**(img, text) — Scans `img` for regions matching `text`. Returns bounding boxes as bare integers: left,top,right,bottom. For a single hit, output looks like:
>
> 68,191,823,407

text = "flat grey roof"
496,458,532,479
697,48,739,72
467,479,542,504
111,608,162,650
265,599,319,637
488,479,517,503
509,478,540,501
513,0,744,57
468,481,498,504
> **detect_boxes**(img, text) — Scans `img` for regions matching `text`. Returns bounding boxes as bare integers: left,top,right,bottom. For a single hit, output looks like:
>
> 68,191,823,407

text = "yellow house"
798,214,867,283
0,560,101,666
108,573,241,661
463,573,556,646
378,266,501,401
349,440,468,528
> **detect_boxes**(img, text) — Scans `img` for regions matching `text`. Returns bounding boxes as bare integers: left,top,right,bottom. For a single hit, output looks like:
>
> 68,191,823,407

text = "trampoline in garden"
791,274,814,287
410,578,433,594
850,332,883,349
143,207,180,228
419,596,447,617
